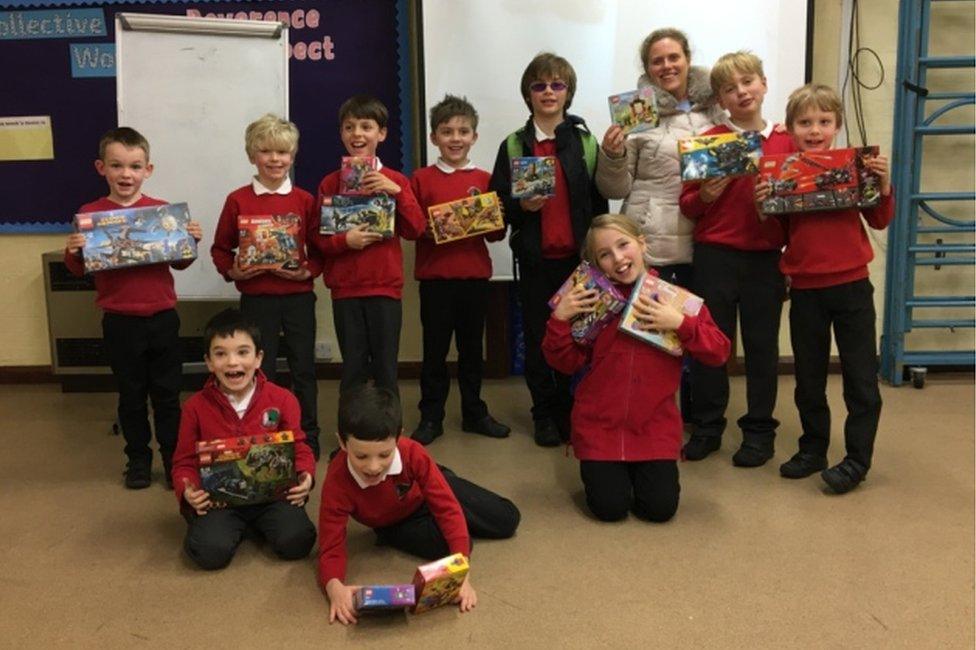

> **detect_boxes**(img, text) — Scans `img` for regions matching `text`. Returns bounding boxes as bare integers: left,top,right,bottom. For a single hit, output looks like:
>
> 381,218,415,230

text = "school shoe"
732,441,775,468
821,459,867,494
533,418,561,448
462,415,510,439
123,457,152,490
779,452,828,479
682,435,720,461
411,420,444,446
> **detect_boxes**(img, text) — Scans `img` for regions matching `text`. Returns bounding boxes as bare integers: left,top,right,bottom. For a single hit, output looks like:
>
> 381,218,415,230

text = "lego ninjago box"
759,146,882,214
319,194,395,238
236,214,302,271
427,191,504,245
196,431,297,507
75,202,197,273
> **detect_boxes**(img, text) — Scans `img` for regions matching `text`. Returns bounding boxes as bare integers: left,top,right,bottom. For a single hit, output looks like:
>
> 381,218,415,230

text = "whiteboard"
421,0,810,280
116,13,289,300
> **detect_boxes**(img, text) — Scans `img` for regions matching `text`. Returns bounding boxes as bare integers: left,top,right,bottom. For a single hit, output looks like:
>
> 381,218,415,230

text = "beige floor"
0,374,972,649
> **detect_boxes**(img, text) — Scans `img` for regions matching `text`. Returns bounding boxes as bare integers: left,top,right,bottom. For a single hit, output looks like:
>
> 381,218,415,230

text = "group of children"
63,42,892,620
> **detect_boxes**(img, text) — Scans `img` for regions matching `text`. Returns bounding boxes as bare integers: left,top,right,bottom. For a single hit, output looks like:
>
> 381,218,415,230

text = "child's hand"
519,195,547,212
286,471,313,506
182,478,212,516
271,264,311,281
345,224,384,250
552,285,599,322
227,258,265,281
361,171,401,196
186,220,203,242
65,233,86,255
866,154,891,196
754,179,772,220
456,574,477,613
632,293,685,332
700,177,731,203
601,125,626,159
326,579,359,625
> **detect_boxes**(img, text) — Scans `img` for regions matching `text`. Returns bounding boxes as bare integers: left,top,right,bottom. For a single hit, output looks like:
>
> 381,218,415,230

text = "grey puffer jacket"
596,66,725,267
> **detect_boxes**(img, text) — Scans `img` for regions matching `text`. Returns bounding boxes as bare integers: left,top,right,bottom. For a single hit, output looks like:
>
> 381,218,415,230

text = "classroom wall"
1,0,972,368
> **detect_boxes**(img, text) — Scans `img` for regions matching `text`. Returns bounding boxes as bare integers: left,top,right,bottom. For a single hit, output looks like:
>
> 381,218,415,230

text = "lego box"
678,131,762,181
319,194,396,238
75,202,197,273
196,431,297,508
608,87,658,135
354,585,416,612
511,156,556,199
339,156,379,195
548,261,627,345
411,553,469,614
237,214,302,271
759,146,882,214
618,272,704,356
428,191,505,244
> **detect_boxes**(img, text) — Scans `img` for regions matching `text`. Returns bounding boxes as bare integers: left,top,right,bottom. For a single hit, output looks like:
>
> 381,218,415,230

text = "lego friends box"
196,431,297,508
412,553,469,614
619,272,703,356
237,214,302,271
759,146,882,214
548,261,627,345
75,202,197,273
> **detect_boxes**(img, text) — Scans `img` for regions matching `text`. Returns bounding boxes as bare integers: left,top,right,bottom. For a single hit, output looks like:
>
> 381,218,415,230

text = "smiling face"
789,106,840,151
717,70,768,124
340,435,398,486
430,116,478,168
95,142,153,205
646,37,690,100
591,226,646,285
205,330,264,400
528,77,568,120
340,117,387,157
249,138,294,189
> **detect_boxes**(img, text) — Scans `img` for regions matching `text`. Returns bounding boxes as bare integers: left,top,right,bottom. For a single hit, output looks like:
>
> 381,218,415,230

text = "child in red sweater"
211,114,322,458
318,386,520,625
171,309,316,569
756,83,893,494
64,127,202,489
677,51,794,466
543,214,729,522
409,95,510,445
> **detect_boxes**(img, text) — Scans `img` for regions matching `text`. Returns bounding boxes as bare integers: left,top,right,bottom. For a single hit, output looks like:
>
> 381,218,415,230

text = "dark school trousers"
652,263,694,420
418,279,490,424
240,292,319,445
579,459,680,523
789,279,882,472
690,244,784,444
101,308,182,464
373,467,521,560
183,500,316,570
517,256,579,423
332,296,401,397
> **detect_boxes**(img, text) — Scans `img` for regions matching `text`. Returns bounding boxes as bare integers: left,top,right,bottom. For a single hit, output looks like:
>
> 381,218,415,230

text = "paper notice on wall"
0,116,54,161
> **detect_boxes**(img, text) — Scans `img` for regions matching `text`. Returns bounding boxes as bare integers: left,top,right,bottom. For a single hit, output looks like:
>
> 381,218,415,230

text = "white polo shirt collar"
348,447,403,489
252,177,293,195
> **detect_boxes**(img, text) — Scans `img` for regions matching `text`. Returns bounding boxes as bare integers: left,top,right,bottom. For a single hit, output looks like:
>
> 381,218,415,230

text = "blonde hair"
785,83,845,130
582,214,644,266
710,51,765,95
245,113,299,157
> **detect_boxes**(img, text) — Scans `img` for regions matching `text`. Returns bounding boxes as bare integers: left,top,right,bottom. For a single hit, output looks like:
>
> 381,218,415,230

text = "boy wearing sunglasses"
489,52,608,448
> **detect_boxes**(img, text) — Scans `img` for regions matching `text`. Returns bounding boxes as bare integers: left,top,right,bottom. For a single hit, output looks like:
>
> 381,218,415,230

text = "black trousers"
690,244,784,443
182,500,316,570
373,467,521,560
332,296,402,397
789,279,882,471
240,292,319,443
418,279,490,423
579,459,680,522
517,256,579,423
652,263,694,420
101,309,182,464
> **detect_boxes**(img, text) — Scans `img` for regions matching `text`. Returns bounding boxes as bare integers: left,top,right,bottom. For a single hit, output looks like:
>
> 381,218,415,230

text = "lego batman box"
411,553,469,614
75,202,197,273
618,271,704,356
428,191,504,244
196,431,297,507
759,146,881,214
319,194,396,238
548,261,627,345
237,214,302,271
678,131,762,181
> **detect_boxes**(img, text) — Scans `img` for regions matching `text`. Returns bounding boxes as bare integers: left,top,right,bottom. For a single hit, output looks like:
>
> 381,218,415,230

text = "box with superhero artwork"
411,552,469,614
428,191,505,244
608,87,658,135
678,131,762,181
759,146,881,214
354,585,416,612
618,271,704,356
339,156,379,195
319,194,396,238
75,202,197,273
196,431,297,507
510,156,556,199
547,261,627,345
236,214,302,271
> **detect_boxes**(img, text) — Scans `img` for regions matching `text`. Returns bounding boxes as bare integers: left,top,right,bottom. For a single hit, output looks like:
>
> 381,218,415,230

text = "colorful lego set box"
236,214,302,271
319,194,396,238
428,191,505,244
678,131,762,181
510,156,556,199
196,431,297,508
547,261,627,345
608,87,658,135
411,553,469,614
759,146,882,214
75,202,197,273
354,585,416,612
619,272,704,356
339,156,379,195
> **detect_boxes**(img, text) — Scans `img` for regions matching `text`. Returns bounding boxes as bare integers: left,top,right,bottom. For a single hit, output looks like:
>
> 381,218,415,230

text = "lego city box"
75,202,197,273
319,194,395,238
236,214,302,271
608,87,658,135
411,553,469,614
354,584,416,613
759,146,882,214
547,261,627,345
196,431,297,508
678,131,762,182
339,156,379,195
618,271,704,356
427,191,504,244
510,156,556,199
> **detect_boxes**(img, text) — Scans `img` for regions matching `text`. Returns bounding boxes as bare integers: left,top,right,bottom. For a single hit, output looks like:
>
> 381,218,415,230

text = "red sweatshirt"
779,190,895,289
312,166,427,299
317,436,469,586
542,273,730,461
535,138,576,259
64,195,192,316
171,371,316,504
410,164,505,280
679,124,793,250
210,183,322,295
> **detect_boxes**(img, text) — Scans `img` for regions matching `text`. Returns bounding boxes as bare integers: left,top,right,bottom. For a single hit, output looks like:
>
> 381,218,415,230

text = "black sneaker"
411,420,444,446
683,435,720,461
533,418,561,447
779,452,828,479
821,459,866,494
732,442,774,468
124,458,152,490
462,415,511,439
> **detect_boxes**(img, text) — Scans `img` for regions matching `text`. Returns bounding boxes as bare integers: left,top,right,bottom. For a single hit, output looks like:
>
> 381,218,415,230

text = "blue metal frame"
880,0,976,384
